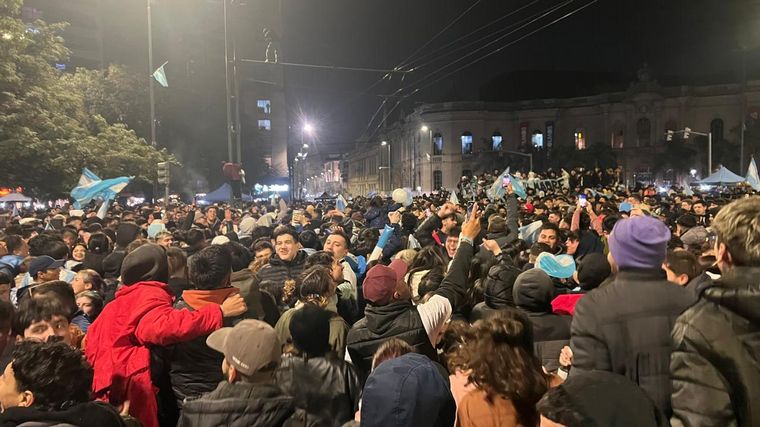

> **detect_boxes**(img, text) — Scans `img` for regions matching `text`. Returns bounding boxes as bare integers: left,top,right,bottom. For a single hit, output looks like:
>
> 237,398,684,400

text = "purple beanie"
608,216,670,269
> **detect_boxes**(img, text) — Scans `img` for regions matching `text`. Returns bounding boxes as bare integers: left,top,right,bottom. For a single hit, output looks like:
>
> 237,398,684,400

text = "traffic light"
683,127,691,139
157,162,170,185
666,130,674,142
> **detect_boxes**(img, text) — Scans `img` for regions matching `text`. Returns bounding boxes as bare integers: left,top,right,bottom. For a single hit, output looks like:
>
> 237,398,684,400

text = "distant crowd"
0,173,758,426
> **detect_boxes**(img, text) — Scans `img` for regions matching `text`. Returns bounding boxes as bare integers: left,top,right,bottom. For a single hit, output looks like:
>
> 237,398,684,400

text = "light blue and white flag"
487,167,510,201
508,174,527,199
747,156,760,191
70,168,132,209
152,61,168,87
518,220,543,246
336,194,347,212
449,189,459,205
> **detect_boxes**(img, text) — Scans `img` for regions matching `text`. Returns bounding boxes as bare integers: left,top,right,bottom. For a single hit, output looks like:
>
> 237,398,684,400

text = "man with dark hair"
170,245,247,406
252,239,274,263
323,230,357,297
413,202,458,248
443,226,461,262
0,235,28,280
663,250,701,287
276,305,361,426
691,199,710,226
12,297,72,346
537,222,562,254
671,197,760,426
0,341,125,426
254,226,307,300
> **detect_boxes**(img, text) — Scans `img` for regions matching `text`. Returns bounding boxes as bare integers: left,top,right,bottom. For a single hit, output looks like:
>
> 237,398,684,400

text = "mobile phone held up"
502,176,511,188
578,194,587,208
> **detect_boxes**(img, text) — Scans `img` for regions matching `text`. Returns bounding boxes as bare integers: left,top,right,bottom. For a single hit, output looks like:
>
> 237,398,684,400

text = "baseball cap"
362,259,408,306
29,256,65,278
206,320,281,376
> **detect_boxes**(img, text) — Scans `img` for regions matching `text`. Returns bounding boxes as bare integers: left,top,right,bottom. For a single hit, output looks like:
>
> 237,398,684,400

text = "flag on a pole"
336,194,347,212
70,168,132,209
747,156,760,191
487,167,509,201
449,189,459,205
152,61,168,87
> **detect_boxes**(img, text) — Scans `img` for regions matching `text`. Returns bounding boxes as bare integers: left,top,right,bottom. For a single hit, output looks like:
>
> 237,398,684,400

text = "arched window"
531,130,544,149
433,170,443,189
611,124,624,149
461,131,473,155
637,118,651,146
710,118,724,142
574,128,586,150
491,132,503,151
432,132,443,156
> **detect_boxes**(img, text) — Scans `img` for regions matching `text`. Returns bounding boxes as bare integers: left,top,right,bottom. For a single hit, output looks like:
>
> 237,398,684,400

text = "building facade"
345,74,760,195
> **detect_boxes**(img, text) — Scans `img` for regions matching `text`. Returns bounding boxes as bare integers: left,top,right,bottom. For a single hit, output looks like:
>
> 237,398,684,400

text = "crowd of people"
0,170,758,427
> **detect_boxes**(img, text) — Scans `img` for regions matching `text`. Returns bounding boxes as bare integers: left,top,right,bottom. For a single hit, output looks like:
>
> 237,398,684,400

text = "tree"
0,0,174,198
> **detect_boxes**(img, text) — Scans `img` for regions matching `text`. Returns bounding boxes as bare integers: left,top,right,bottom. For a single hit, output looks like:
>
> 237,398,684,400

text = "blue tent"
199,183,253,203
695,166,746,185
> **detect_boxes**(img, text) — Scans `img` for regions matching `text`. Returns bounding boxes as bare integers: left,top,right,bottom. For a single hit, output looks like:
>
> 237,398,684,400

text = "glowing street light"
303,122,314,134
421,125,429,132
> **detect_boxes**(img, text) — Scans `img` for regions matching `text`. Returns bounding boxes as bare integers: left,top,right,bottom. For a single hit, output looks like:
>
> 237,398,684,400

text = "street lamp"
380,141,391,191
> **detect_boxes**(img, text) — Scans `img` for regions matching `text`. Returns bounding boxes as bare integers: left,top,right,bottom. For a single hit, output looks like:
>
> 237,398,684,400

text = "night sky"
85,0,760,156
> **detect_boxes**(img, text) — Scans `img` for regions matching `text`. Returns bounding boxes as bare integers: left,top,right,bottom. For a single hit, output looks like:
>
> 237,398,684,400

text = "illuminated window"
574,128,586,150
258,119,271,131
257,99,271,114
531,130,544,149
492,132,503,151
461,131,473,155
433,170,443,189
432,133,443,155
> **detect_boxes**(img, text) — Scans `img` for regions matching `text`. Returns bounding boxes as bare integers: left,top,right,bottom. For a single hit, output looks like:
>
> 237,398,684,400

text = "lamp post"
380,141,391,191
146,0,156,147
421,125,432,192
666,127,713,175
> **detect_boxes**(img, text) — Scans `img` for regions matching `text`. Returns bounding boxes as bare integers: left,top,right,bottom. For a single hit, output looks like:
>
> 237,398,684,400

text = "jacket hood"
513,268,554,313
361,353,455,427
268,250,307,267
120,243,169,285
238,217,257,237
115,222,140,248
365,300,415,335
115,280,172,299
0,401,125,427
181,287,239,310
704,267,760,322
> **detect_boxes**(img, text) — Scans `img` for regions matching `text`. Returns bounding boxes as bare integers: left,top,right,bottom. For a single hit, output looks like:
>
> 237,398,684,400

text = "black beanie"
120,244,169,285
289,305,332,357
577,252,611,291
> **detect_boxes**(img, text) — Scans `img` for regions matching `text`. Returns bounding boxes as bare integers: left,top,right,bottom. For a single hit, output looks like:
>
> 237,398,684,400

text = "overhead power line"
239,59,411,74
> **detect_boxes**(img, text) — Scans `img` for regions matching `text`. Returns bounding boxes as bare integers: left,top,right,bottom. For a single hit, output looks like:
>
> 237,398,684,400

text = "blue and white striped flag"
336,194,347,212
747,156,760,191
487,167,509,201
70,168,132,209
152,61,168,87
518,220,543,246
508,174,527,199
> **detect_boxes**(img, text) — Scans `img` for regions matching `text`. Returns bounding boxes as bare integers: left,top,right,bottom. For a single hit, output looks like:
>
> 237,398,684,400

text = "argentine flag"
336,194,347,212
70,168,132,209
747,157,760,191
518,220,543,246
487,168,509,201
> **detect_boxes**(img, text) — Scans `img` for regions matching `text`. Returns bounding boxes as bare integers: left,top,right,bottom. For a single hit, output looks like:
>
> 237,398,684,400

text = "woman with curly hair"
274,265,349,358
450,308,551,427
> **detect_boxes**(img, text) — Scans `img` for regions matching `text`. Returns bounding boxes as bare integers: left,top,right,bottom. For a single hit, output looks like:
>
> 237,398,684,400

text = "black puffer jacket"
671,267,760,427
513,268,571,372
169,288,245,406
275,353,361,427
178,381,327,427
255,251,308,287
0,401,126,427
571,269,695,418
469,252,521,323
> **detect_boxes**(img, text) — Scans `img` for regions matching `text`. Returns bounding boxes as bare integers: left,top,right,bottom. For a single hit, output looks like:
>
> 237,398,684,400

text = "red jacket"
85,281,223,427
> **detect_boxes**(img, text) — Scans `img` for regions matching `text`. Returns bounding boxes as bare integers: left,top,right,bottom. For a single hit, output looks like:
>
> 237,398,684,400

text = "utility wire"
388,0,576,100
399,0,540,70
239,59,411,74
368,0,598,137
